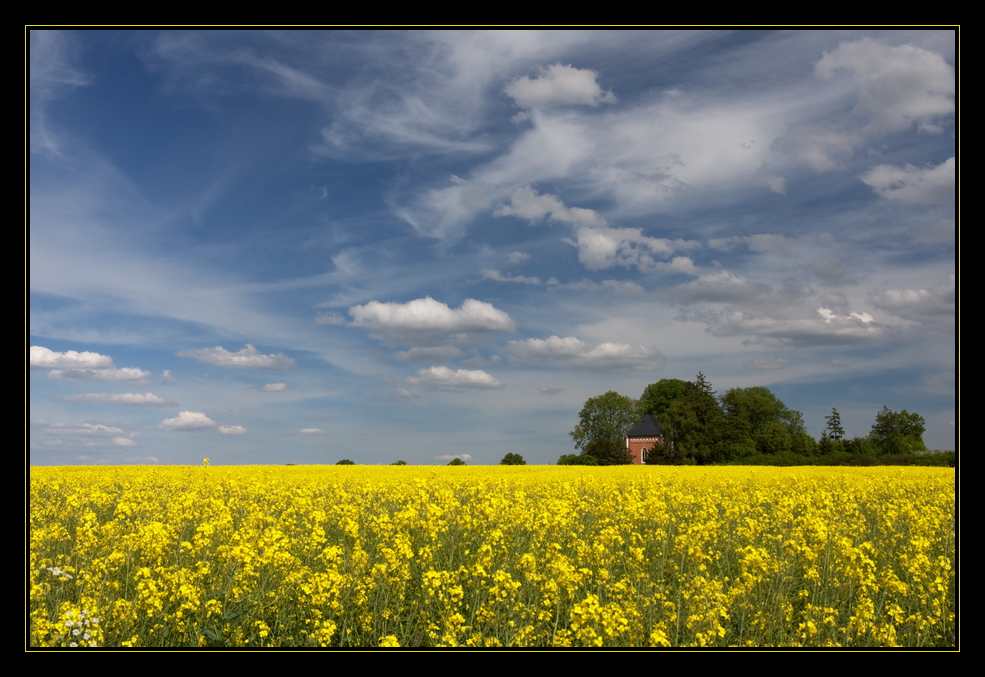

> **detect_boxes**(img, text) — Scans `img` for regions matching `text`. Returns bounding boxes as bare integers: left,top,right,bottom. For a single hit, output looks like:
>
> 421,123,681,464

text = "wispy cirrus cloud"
505,335,665,371
64,392,174,406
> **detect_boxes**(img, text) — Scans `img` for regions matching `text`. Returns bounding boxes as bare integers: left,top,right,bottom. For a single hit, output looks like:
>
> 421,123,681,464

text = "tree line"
561,373,940,466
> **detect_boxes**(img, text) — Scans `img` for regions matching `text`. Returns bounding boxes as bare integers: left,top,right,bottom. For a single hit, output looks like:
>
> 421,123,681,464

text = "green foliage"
336,459,356,465
720,386,806,456
660,374,728,464
499,453,526,465
639,379,689,417
583,437,633,466
569,390,641,452
447,457,466,466
391,460,408,465
556,453,600,466
869,406,927,455
824,408,845,441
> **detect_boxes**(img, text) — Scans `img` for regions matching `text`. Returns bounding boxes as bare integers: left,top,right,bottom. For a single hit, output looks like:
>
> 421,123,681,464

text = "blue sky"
29,29,956,465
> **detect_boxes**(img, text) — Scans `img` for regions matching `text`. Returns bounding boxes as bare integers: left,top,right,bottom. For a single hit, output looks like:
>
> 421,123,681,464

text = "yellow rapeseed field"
29,465,954,648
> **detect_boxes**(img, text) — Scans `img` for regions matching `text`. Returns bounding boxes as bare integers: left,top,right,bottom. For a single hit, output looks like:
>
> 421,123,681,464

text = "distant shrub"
557,453,599,466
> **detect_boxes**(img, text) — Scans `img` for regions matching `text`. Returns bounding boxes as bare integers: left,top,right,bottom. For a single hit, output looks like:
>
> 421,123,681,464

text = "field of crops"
29,465,955,648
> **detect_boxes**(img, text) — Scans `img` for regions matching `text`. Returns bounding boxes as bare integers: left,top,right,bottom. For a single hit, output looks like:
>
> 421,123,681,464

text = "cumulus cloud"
707,307,885,348
159,411,217,430
504,63,616,110
496,185,607,228
869,278,955,326
505,336,665,371
218,425,246,435
407,365,503,388
300,428,325,434
497,186,699,271
178,344,296,370
64,392,174,406
670,272,888,347
31,346,150,382
860,157,954,204
349,297,516,346
261,383,287,392
30,346,113,369
815,38,955,133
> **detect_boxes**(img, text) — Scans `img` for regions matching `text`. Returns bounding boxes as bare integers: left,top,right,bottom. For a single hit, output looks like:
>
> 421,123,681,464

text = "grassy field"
29,465,955,648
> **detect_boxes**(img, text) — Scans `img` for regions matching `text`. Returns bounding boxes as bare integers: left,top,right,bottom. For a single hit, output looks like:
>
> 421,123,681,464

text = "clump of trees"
562,373,934,466
499,453,526,465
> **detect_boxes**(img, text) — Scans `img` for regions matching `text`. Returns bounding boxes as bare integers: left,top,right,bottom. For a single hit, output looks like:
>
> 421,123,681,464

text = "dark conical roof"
627,414,662,437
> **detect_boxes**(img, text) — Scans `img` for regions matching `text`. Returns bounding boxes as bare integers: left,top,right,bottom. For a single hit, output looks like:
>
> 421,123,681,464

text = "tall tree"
870,406,927,454
639,379,689,417
658,374,727,464
824,407,846,441
570,390,641,453
720,386,805,455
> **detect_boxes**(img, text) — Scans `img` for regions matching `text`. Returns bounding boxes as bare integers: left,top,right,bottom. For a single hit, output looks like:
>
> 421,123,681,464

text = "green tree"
720,386,805,456
570,390,641,452
824,408,846,441
583,437,633,465
391,460,408,465
639,379,689,417
659,374,728,464
447,457,467,466
870,406,927,454
336,459,355,465
499,453,526,465
557,453,600,466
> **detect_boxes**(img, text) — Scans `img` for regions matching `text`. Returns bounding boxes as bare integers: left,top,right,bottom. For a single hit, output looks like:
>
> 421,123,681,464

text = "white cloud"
407,365,503,388
64,392,173,405
505,336,665,371
815,37,955,133
47,367,151,382
668,271,772,304
261,383,287,392
860,157,954,204
44,422,125,436
349,297,516,346
497,187,699,271
159,411,217,430
708,308,885,347
504,63,616,110
869,278,955,325
496,185,606,228
435,453,472,462
178,344,296,370
314,311,347,326
481,269,542,285
300,428,325,434
218,425,246,435
394,346,464,362
30,346,113,369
